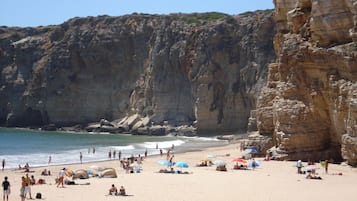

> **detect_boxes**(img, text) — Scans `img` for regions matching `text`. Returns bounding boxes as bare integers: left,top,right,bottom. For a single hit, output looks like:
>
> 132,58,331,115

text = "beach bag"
36,192,42,199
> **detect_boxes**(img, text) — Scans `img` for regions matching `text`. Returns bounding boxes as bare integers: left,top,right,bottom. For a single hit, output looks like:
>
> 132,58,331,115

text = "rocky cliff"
254,0,357,165
0,11,275,134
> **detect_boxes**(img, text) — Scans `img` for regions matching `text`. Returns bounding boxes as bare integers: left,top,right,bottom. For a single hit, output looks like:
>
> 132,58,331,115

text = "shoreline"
1,137,231,171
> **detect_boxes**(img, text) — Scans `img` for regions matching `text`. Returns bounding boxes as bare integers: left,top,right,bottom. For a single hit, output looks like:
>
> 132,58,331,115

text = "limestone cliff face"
0,11,275,134
257,0,357,165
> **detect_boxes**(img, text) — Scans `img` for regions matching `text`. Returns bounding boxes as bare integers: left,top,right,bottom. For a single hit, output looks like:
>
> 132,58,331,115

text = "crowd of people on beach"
295,159,332,180
1,142,341,201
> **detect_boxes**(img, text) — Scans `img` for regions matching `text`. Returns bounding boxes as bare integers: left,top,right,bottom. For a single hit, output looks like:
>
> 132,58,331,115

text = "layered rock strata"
256,0,357,165
0,11,275,135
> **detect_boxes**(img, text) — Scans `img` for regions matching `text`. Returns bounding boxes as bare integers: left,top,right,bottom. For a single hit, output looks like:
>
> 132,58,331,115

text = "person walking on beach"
93,147,95,154
325,159,329,174
48,156,52,165
118,151,121,160
2,159,5,171
57,168,65,188
144,149,147,158
80,152,83,164
2,176,10,201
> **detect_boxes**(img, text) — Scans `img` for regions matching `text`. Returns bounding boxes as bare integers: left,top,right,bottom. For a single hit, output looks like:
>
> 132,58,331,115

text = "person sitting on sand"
119,186,126,195
41,169,51,176
216,165,227,171
109,184,118,195
41,169,48,176
24,163,30,172
37,179,46,185
30,175,36,185
196,161,207,167
264,154,270,161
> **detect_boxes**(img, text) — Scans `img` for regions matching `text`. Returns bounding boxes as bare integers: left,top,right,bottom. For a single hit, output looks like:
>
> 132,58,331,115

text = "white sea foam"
143,140,185,149
180,136,221,141
0,129,226,170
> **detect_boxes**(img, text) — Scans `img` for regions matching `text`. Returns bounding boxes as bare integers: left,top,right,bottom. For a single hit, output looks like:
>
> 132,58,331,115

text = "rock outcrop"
255,0,357,165
0,11,275,135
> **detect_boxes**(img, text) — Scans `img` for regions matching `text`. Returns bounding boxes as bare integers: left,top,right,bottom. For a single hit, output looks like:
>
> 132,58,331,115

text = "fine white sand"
1,143,357,201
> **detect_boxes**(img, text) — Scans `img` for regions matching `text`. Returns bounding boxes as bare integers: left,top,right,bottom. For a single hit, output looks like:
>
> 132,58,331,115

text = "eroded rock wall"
0,11,275,134
257,0,357,165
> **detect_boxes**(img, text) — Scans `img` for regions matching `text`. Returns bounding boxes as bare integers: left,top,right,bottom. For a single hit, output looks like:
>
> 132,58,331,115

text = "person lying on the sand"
158,168,175,173
306,172,322,180
196,161,208,167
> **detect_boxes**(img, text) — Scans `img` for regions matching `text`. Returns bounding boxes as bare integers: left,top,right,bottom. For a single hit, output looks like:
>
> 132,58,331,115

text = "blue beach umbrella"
244,148,259,154
158,160,173,167
175,161,189,168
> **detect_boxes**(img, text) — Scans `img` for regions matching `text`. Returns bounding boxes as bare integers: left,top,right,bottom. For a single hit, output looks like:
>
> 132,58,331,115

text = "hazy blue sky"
0,0,274,27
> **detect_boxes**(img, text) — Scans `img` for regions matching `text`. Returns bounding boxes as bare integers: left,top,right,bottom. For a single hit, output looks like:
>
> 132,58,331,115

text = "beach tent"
73,169,89,179
100,168,117,178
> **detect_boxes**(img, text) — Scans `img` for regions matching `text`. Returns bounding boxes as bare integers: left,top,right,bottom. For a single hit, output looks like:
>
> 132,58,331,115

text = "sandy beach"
1,143,357,201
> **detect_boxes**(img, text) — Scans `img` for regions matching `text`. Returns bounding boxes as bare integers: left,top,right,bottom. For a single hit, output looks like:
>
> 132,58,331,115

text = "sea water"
0,127,227,169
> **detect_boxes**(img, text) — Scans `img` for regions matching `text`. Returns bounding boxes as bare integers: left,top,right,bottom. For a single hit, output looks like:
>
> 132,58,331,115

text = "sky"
0,0,274,27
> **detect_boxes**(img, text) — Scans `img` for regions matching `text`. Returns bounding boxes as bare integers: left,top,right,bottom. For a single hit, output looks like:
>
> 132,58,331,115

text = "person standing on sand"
251,158,257,170
325,160,329,174
2,176,10,201
2,159,5,171
118,151,121,160
20,176,26,201
24,174,32,199
80,152,83,164
296,160,303,174
48,156,52,165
